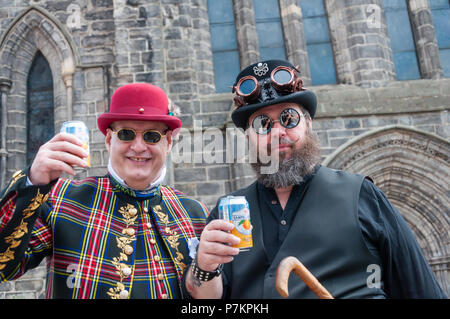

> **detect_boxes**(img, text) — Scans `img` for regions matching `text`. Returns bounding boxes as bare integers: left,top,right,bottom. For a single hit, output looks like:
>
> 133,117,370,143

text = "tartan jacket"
0,169,208,299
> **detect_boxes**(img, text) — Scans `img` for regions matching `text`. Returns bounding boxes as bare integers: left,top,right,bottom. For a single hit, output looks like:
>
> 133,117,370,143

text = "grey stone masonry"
325,0,396,87
279,0,311,85
0,0,448,299
407,0,444,79
0,264,47,299
233,0,260,68
162,0,216,127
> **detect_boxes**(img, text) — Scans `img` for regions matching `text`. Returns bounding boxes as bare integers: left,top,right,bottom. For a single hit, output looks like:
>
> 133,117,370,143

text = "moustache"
267,137,299,150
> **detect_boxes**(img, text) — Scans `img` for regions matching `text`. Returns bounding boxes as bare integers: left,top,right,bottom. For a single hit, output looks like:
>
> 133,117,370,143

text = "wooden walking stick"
275,256,334,299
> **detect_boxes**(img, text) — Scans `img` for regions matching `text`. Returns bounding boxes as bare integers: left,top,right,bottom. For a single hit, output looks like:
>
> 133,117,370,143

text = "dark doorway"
27,51,54,165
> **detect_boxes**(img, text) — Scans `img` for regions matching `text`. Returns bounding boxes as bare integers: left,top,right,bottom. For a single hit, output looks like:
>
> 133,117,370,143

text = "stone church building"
0,0,448,298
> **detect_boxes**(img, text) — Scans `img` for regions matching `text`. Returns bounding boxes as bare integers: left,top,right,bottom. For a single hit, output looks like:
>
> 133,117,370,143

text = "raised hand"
28,133,89,185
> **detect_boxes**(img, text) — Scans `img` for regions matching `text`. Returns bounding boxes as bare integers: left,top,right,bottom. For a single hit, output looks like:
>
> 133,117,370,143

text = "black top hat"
231,60,317,129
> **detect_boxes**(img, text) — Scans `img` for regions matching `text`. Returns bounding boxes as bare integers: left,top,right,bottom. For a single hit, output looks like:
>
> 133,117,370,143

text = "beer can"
60,120,90,167
218,196,253,251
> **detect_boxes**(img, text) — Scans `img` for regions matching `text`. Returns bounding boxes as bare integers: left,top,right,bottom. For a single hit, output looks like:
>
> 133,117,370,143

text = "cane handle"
275,256,334,299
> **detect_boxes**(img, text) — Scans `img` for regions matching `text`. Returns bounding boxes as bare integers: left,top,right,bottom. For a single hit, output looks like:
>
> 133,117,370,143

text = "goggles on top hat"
232,65,304,108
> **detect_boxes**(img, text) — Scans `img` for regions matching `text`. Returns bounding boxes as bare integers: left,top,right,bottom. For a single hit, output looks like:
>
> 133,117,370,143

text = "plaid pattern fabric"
0,192,17,231
0,171,208,299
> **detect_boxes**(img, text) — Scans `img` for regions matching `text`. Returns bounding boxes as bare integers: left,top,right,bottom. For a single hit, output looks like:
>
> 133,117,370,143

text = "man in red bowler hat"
0,83,208,299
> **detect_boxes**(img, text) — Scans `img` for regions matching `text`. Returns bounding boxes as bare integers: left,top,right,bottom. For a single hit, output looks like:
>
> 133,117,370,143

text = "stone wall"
0,0,448,298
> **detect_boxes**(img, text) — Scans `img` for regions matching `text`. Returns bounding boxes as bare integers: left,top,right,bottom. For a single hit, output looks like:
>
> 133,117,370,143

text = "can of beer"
218,196,253,251
60,121,90,167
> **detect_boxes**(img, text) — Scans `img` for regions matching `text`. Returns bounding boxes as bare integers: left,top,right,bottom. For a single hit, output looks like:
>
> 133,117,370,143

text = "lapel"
150,186,193,281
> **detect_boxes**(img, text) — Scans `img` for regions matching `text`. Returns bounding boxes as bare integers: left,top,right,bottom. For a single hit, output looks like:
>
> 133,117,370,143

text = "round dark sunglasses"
251,108,301,135
111,128,166,144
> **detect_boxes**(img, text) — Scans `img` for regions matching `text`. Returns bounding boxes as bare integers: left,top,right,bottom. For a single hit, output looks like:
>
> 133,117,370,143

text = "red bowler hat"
97,82,182,135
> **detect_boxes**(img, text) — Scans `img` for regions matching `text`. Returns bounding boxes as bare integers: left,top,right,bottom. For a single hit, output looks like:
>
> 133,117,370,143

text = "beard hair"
250,128,321,188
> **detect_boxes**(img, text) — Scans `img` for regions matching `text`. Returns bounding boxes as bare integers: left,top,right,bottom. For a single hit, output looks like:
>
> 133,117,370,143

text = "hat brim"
231,90,317,129
97,113,182,135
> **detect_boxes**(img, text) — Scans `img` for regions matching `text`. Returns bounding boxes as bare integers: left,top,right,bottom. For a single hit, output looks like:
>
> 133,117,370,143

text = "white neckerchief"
108,158,166,191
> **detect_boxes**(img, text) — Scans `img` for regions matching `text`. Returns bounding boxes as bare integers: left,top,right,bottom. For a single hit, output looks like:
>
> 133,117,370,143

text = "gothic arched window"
27,51,54,165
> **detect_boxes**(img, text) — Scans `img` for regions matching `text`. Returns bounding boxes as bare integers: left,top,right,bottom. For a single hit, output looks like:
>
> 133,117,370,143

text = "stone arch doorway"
0,6,77,185
323,125,450,295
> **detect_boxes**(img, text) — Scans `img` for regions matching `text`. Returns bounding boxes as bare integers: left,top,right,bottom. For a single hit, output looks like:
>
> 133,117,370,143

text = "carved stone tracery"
324,125,450,295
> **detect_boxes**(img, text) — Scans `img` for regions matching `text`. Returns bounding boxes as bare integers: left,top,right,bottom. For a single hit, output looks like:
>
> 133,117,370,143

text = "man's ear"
165,130,173,154
105,129,112,152
307,118,313,130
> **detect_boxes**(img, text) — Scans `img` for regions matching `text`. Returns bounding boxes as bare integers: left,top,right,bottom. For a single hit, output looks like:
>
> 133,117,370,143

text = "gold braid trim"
153,204,186,271
0,189,49,271
3,171,26,196
107,204,137,299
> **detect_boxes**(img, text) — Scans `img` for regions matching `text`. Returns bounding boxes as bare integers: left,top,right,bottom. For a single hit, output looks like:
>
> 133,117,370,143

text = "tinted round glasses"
111,128,166,144
252,108,301,135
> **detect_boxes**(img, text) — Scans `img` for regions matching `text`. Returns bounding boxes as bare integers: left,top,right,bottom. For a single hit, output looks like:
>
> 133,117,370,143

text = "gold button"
128,207,138,217
119,289,129,299
146,222,152,228
161,294,168,299
157,273,164,281
121,266,132,277
122,228,135,236
139,107,144,113
124,245,133,255
154,255,160,262
150,238,156,245
143,207,148,213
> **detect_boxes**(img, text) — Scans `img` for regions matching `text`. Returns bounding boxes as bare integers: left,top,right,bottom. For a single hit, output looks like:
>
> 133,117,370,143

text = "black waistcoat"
223,166,385,298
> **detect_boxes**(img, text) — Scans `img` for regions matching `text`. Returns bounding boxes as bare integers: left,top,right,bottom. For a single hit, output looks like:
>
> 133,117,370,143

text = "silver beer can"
60,120,90,167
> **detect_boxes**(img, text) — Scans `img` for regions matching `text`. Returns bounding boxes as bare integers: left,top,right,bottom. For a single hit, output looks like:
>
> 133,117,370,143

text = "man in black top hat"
183,60,447,299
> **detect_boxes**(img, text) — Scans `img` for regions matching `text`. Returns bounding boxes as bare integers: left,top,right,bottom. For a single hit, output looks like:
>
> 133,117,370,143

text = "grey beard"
251,129,321,188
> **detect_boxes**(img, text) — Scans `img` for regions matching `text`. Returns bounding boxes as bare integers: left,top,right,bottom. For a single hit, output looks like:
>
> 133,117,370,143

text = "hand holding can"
28,124,89,185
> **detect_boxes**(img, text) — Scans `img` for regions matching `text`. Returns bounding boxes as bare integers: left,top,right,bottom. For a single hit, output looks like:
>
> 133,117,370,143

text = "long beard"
251,129,321,188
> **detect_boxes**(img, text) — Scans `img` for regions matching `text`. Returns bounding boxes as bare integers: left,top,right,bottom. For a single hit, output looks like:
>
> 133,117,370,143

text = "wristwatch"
191,257,223,282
